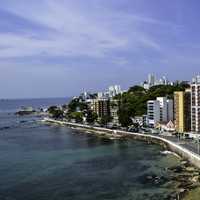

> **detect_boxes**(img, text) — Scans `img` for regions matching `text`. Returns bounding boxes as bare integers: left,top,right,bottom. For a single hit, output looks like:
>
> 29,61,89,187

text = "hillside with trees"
116,83,190,127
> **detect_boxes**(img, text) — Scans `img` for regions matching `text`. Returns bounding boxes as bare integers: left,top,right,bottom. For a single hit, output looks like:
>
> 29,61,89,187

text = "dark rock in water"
185,167,198,173
169,165,184,173
178,181,193,188
181,160,190,167
137,173,156,184
168,193,178,200
139,192,177,200
15,106,36,116
0,126,10,131
137,173,169,186
15,110,36,115
20,120,27,123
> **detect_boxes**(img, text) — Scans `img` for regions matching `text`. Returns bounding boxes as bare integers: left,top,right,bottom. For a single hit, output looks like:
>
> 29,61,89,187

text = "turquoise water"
0,99,179,200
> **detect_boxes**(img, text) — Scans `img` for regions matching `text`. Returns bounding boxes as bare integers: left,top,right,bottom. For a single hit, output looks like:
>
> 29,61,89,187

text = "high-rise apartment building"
156,97,174,122
143,74,171,90
157,97,168,122
147,100,160,127
108,85,122,98
109,99,120,125
148,74,155,87
191,76,200,133
147,97,174,127
174,90,191,133
91,99,110,119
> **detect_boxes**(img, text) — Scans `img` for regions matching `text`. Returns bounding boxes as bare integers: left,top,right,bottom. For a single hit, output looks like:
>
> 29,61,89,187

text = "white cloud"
0,0,164,60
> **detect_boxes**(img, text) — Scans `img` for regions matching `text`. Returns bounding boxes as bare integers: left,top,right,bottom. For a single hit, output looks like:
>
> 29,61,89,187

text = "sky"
0,0,200,98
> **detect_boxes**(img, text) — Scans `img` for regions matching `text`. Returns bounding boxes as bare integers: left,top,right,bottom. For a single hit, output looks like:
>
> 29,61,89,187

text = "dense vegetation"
116,83,190,127
67,98,88,113
48,82,190,127
99,115,113,126
48,106,64,119
85,110,98,124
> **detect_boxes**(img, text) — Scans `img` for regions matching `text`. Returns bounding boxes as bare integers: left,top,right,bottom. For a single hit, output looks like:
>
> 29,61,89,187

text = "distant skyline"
0,0,200,99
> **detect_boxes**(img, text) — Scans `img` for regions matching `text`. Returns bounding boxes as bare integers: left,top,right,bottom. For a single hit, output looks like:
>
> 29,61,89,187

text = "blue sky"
0,0,200,98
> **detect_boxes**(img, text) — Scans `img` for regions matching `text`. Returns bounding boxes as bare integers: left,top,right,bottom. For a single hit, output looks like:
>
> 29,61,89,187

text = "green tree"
70,112,84,123
68,99,87,112
118,105,133,127
48,106,64,119
116,83,190,127
48,106,58,113
99,115,113,126
86,110,98,124
128,85,146,93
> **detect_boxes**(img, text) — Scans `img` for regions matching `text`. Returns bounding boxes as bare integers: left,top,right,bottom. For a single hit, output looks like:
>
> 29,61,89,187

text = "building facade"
142,74,172,90
167,99,174,122
108,85,122,98
156,97,174,122
191,76,200,133
148,74,155,87
109,99,120,125
147,100,160,127
174,90,191,133
157,97,168,122
91,99,110,119
147,97,174,128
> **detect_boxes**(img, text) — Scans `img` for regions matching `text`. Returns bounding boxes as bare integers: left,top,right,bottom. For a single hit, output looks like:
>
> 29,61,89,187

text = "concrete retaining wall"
43,118,200,169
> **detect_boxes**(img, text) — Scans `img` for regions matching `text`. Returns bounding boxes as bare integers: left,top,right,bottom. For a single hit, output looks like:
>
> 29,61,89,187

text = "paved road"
159,135,200,155
45,118,200,157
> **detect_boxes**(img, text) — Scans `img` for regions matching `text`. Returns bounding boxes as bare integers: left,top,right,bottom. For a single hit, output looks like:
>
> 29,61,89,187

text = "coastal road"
159,135,200,155
44,118,200,161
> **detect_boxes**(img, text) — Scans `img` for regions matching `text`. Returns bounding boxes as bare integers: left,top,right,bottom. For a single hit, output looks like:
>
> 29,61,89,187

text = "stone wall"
43,118,200,169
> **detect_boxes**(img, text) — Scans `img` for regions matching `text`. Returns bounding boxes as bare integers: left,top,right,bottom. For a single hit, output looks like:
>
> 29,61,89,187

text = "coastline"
42,118,200,169
42,118,200,199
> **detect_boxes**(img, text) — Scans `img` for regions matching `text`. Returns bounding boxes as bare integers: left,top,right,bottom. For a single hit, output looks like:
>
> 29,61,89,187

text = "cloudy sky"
0,0,200,98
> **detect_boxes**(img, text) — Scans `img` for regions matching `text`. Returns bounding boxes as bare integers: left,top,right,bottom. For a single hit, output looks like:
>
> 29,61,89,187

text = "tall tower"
191,76,200,133
148,74,155,87
174,90,191,133
157,97,168,122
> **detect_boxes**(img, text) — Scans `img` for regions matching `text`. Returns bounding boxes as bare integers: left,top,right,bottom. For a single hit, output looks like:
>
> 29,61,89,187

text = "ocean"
0,98,181,200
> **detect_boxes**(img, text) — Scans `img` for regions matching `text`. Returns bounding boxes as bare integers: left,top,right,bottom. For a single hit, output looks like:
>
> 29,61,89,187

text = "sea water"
0,98,180,200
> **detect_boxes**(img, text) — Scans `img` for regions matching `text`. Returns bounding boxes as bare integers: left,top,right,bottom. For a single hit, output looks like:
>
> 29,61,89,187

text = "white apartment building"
142,74,171,90
108,85,122,98
147,100,160,127
147,97,174,127
157,97,168,122
191,75,200,133
148,74,155,87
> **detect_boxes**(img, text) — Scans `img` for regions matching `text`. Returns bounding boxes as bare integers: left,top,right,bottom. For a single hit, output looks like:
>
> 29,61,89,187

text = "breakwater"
43,118,200,169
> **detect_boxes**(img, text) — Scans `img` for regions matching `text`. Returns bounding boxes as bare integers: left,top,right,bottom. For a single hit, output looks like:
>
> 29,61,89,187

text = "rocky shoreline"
69,127,200,200
162,160,200,199
43,119,200,200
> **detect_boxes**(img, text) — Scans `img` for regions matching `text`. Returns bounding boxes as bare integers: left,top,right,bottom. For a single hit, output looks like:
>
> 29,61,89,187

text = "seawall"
42,118,200,169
